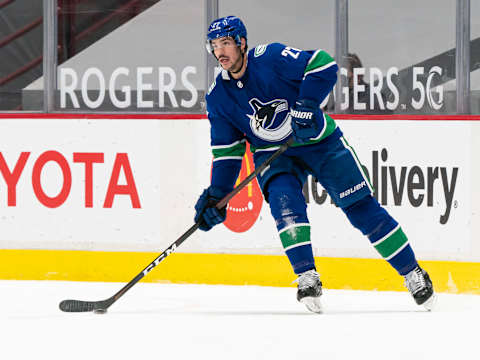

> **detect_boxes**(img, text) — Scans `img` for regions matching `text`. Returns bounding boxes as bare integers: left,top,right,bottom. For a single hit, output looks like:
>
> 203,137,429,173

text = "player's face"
211,37,243,72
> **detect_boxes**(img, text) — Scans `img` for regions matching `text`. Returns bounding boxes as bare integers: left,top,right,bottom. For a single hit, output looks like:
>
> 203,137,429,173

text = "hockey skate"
296,269,323,313
404,266,436,311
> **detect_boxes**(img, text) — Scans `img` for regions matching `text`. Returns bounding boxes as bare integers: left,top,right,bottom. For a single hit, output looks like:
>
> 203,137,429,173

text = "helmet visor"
205,36,237,54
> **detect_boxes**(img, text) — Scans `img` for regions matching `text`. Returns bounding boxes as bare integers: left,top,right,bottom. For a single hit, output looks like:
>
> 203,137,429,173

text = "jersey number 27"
281,46,301,59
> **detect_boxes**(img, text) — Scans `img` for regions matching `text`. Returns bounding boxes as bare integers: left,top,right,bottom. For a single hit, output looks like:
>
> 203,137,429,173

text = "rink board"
0,114,479,293
1,249,480,294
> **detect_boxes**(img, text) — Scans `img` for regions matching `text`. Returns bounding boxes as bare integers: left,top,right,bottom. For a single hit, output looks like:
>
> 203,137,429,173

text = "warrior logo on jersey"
247,98,292,142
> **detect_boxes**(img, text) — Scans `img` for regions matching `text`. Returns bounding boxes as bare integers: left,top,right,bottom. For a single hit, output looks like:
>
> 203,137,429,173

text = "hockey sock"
342,195,417,276
267,174,315,275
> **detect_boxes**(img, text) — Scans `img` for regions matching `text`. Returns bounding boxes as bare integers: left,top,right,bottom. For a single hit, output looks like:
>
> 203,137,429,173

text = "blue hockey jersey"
206,42,340,193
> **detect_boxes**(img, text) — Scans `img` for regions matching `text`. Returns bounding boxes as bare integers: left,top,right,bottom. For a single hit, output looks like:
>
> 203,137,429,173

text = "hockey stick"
59,137,294,313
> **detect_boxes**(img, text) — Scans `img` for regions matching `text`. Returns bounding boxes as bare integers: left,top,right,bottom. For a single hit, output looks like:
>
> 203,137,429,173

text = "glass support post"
42,0,57,112
456,0,470,114
205,0,219,92
334,0,348,114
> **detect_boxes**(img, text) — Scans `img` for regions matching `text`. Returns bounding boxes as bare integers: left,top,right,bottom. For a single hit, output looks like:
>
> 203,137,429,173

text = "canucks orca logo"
247,98,292,142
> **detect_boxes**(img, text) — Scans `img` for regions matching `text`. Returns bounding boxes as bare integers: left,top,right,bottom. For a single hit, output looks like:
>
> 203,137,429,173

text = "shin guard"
343,195,417,275
267,174,315,274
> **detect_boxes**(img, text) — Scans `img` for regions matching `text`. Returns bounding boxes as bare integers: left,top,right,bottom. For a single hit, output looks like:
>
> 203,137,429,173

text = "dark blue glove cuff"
207,186,229,200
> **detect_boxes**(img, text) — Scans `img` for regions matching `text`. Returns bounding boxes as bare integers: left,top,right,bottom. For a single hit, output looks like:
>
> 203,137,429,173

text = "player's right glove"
194,186,228,231
290,99,325,144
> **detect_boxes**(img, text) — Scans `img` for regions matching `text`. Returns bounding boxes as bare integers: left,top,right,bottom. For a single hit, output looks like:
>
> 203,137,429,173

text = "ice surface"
1,280,478,360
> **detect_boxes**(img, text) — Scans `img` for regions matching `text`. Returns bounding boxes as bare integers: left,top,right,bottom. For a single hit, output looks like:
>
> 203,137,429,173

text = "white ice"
1,280,478,360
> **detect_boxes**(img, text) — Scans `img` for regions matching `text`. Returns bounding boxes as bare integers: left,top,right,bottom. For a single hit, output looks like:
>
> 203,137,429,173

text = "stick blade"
59,297,113,313
59,299,97,312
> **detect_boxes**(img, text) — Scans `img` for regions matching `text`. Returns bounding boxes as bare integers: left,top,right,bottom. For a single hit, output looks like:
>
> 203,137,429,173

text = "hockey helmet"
206,16,247,53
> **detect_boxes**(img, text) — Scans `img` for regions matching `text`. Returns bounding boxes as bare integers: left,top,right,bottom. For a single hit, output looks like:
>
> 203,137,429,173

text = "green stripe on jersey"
373,226,409,259
212,141,246,159
279,224,311,250
304,50,335,75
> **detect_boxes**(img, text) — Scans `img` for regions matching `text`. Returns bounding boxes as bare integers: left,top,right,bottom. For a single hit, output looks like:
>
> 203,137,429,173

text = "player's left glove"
290,99,325,144
194,186,228,231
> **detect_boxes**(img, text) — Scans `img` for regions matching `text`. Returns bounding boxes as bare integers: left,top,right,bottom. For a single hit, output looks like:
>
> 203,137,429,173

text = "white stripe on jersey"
211,139,246,150
303,60,337,79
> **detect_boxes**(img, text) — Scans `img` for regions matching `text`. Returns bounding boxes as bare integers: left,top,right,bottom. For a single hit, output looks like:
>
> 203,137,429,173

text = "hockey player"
194,15,435,313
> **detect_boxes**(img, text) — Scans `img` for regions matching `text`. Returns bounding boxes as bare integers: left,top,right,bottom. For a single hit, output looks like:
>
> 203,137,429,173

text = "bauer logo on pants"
223,144,263,233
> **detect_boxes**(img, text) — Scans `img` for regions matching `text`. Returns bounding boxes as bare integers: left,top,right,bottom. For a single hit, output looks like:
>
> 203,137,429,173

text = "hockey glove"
290,99,325,144
194,186,228,231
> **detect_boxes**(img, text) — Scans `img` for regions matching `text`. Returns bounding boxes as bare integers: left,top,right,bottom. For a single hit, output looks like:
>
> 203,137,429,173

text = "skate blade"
422,293,437,311
300,296,323,314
